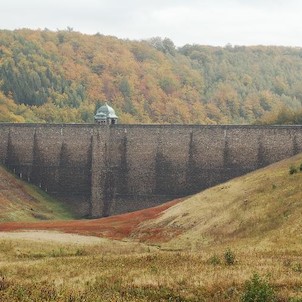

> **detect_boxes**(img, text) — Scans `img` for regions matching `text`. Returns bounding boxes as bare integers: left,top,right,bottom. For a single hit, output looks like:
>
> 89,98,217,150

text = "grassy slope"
136,153,302,250
0,165,74,222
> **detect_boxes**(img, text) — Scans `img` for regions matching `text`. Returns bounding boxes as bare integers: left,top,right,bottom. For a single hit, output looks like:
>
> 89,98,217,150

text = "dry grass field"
1,234,302,301
1,154,302,301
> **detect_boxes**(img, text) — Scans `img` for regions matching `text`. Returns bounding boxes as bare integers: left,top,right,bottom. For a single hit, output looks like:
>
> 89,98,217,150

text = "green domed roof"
95,103,118,119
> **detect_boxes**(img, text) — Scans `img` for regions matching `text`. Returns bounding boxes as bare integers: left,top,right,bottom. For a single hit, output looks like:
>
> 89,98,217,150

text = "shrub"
208,254,221,266
289,165,298,175
300,163,302,172
224,248,236,265
241,273,276,302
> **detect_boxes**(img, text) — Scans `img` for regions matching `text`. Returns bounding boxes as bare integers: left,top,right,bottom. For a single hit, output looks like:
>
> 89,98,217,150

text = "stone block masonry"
1,123,302,217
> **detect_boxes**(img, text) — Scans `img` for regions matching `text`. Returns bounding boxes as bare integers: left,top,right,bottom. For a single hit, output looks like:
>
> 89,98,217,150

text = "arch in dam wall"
0,123,302,217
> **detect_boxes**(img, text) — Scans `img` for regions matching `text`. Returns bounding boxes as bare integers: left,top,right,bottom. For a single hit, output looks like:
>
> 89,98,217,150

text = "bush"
224,248,236,265
208,254,221,266
241,273,276,302
289,165,298,175
300,163,302,172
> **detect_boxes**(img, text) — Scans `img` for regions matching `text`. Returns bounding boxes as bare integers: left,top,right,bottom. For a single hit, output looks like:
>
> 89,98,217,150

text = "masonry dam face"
0,123,302,218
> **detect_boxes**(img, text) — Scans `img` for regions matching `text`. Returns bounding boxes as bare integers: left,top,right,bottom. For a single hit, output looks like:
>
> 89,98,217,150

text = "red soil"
0,199,182,242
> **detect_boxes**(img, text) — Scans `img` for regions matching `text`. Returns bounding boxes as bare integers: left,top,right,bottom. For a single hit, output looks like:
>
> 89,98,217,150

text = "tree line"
1,29,302,124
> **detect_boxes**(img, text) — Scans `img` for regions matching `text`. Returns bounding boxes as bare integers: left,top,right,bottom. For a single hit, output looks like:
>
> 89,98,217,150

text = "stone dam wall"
0,123,302,217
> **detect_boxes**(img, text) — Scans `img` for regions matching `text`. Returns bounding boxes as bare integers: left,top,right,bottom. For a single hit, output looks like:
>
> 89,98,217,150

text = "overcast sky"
1,0,302,47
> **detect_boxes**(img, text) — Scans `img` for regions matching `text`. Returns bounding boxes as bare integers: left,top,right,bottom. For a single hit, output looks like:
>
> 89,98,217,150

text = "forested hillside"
1,29,302,124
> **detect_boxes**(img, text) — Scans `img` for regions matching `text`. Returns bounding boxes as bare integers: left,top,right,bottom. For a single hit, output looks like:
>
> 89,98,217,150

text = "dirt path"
0,230,110,245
